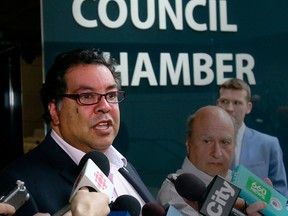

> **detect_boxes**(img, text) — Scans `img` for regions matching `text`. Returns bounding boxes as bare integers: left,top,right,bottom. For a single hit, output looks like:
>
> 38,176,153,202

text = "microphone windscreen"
141,202,166,216
174,173,206,202
111,195,141,216
78,150,110,176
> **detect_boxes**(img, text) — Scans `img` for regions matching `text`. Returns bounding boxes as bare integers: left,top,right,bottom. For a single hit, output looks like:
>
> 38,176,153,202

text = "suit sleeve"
268,136,288,197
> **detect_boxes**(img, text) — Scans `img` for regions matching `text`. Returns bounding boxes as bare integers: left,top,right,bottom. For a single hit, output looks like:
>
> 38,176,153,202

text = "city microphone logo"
206,181,235,216
200,176,241,216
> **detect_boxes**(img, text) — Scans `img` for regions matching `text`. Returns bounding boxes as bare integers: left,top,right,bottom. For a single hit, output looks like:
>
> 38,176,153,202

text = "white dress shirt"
50,129,146,209
157,156,232,216
234,124,245,168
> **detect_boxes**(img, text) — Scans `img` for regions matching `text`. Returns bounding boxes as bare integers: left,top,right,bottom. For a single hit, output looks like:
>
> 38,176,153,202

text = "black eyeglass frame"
61,90,126,105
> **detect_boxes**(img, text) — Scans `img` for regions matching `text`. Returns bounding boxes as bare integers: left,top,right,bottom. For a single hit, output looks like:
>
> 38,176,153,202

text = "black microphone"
174,173,247,216
109,194,141,216
172,173,206,202
142,202,166,216
78,150,110,175
53,150,112,216
141,202,183,216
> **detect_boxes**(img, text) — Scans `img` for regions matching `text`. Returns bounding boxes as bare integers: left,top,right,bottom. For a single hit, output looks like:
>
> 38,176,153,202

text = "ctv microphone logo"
200,175,241,216
94,171,107,190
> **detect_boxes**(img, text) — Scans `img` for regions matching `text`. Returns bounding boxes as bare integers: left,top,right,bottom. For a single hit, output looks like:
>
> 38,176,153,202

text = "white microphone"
53,150,114,216
69,157,114,201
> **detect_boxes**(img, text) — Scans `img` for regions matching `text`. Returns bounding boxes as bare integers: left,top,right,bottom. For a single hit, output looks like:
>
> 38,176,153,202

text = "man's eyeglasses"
62,91,125,105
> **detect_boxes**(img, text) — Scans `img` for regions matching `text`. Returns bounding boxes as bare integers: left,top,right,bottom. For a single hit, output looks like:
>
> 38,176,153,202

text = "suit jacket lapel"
41,133,79,185
240,127,252,163
119,163,155,203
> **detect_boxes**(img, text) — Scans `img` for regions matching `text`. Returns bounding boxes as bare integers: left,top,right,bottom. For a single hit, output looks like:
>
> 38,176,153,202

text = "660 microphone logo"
94,171,107,190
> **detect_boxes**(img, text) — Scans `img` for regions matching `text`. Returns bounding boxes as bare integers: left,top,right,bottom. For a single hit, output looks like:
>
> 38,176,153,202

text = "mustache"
90,113,113,126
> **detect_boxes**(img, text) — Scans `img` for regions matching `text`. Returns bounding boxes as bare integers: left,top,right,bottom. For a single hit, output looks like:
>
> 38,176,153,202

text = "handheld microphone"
53,150,113,216
165,205,184,215
142,202,166,216
174,173,246,216
172,173,206,202
141,202,183,216
232,165,288,216
69,158,114,202
109,194,141,216
0,180,30,212
78,150,110,175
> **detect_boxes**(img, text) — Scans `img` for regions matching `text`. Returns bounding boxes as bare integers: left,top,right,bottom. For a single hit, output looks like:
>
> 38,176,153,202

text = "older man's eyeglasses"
62,91,125,105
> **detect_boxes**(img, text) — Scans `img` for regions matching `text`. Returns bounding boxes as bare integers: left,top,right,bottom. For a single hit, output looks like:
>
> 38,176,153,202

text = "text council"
72,0,238,32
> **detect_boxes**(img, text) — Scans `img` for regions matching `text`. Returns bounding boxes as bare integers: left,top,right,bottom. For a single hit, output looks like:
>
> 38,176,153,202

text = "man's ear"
48,101,60,125
185,139,190,154
246,101,253,114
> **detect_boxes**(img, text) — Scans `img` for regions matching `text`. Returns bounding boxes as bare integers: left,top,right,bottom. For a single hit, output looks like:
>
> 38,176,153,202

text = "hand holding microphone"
69,151,114,203
232,165,288,216
54,151,142,216
173,173,247,216
53,150,113,216
38,190,140,216
34,189,111,216
0,203,16,215
69,187,110,216
173,172,272,216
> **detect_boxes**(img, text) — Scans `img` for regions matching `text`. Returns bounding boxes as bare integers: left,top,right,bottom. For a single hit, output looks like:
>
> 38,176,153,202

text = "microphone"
141,202,183,216
172,173,206,202
165,205,184,216
69,151,114,202
0,180,30,212
109,194,141,216
53,150,113,216
232,165,288,216
142,202,166,216
173,173,246,216
78,150,110,175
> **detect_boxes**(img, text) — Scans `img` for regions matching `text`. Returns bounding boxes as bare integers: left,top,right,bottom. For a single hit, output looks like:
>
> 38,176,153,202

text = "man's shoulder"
1,134,73,176
245,127,278,140
157,173,178,202
1,144,42,172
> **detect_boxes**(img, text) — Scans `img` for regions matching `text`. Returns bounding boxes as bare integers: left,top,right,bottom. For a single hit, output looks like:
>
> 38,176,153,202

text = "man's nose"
211,142,223,158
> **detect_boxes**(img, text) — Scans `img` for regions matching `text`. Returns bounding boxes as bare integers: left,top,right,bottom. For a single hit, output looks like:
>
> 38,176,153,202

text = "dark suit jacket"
0,133,155,215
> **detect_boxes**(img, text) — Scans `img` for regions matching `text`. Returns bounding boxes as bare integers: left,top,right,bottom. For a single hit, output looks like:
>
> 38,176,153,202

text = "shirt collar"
50,129,127,168
106,145,127,169
50,129,84,165
237,123,246,144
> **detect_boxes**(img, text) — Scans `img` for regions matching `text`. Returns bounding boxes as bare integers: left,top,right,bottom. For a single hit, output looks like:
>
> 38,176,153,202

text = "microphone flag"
69,158,114,202
199,175,241,216
232,165,288,216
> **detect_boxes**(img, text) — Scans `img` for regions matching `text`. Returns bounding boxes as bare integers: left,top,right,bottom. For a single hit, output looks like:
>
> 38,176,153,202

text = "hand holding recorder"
0,180,30,215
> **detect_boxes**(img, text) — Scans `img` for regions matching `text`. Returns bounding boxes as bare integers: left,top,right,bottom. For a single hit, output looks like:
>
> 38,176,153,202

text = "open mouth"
96,122,110,130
